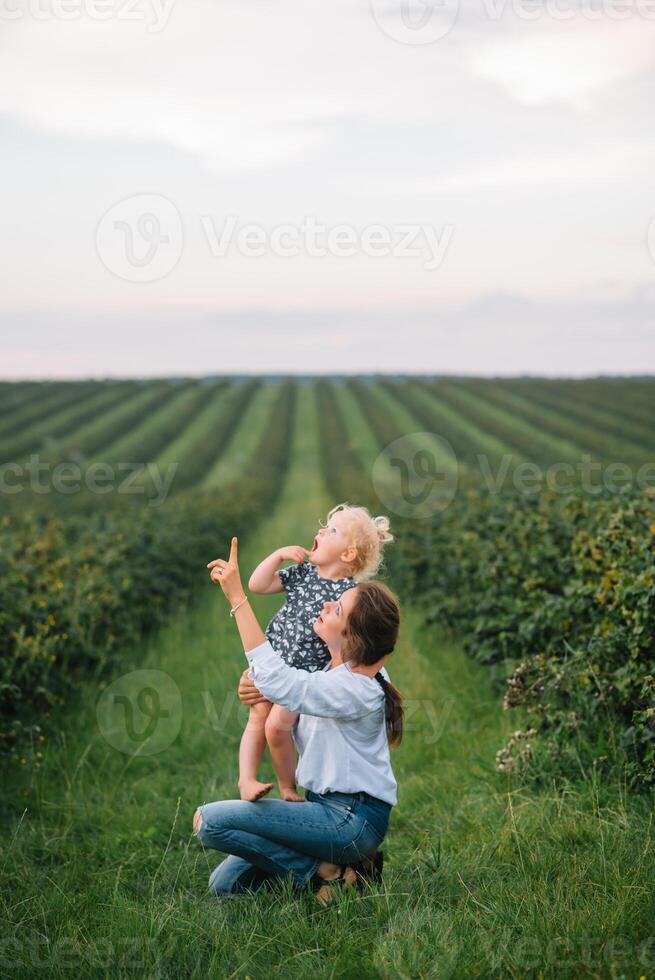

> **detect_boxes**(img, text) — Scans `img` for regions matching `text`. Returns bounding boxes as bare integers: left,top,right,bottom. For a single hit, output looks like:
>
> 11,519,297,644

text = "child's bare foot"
239,779,274,802
279,785,304,802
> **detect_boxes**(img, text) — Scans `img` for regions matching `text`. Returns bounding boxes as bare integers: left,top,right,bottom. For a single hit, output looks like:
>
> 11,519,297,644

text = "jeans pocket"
338,819,385,865
318,795,354,827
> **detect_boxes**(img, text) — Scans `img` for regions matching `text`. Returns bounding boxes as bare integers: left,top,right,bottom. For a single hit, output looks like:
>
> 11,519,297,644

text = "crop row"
316,380,369,504
0,380,296,755
155,379,261,494
93,380,207,464
505,378,655,431
53,381,185,463
505,380,655,452
422,381,594,468
390,487,655,791
484,380,653,464
383,379,516,471
0,382,84,438
0,382,105,452
319,380,655,791
0,381,63,420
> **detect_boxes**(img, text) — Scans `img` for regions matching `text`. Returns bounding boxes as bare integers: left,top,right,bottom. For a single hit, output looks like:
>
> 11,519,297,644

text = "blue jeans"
195,789,391,897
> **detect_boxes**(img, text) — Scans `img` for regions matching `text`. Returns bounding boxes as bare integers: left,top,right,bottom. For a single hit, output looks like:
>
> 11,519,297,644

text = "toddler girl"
239,502,394,801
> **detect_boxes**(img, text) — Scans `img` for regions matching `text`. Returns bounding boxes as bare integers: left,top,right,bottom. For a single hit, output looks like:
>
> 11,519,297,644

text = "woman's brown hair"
342,581,404,746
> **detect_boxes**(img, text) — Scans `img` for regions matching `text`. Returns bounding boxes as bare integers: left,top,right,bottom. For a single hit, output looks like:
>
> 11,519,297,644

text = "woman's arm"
208,538,265,651
208,539,385,719
245,640,381,719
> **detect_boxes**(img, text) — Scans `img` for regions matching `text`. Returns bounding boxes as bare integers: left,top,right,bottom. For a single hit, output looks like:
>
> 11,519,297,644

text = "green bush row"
167,379,261,493
0,382,103,461
389,489,655,791
0,380,296,756
322,380,655,791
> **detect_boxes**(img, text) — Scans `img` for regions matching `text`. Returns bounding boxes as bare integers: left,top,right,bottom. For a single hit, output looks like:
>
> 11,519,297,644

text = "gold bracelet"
230,596,249,617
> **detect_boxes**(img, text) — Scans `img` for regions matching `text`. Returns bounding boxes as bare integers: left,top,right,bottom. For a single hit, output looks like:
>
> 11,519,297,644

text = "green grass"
2,383,653,978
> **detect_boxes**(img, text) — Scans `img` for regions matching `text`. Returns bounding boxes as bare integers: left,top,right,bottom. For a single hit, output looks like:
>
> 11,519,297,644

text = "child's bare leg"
265,704,302,802
239,700,274,802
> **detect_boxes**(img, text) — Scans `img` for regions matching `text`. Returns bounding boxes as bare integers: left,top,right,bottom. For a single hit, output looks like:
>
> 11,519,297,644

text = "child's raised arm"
248,546,308,594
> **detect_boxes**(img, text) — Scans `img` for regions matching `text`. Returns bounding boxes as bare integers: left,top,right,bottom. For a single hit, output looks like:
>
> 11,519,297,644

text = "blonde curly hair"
324,502,394,580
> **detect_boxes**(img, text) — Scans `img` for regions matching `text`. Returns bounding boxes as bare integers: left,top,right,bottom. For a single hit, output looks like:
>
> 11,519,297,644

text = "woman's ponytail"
375,671,404,747
342,581,404,748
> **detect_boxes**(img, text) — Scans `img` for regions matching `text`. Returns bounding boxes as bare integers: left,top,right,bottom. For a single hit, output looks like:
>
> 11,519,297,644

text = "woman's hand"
207,537,246,607
238,668,268,706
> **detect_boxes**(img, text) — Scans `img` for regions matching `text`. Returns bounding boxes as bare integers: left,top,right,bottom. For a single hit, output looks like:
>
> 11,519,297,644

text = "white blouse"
246,640,398,806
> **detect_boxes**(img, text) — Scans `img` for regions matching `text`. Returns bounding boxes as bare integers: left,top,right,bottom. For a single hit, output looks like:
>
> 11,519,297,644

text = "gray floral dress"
265,560,356,672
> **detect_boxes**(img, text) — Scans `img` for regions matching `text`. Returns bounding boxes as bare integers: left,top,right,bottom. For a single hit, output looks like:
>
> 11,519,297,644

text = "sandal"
353,850,384,888
311,865,356,906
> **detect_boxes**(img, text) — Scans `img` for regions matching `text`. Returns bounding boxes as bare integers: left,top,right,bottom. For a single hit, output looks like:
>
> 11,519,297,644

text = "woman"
193,537,403,902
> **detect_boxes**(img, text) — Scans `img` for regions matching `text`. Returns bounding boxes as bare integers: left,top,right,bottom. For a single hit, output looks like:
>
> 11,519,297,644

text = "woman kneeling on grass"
193,537,403,904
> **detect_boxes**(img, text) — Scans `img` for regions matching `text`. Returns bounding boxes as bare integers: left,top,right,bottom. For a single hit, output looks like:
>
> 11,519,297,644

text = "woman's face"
313,585,359,650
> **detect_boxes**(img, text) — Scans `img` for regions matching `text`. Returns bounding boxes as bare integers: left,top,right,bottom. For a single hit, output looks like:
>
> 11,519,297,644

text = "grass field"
1,377,654,978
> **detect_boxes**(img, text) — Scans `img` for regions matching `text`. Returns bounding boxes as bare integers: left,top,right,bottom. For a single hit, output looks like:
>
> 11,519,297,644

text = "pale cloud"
0,1,456,172
467,20,655,108
3,293,654,378
372,140,655,193
1,1,655,375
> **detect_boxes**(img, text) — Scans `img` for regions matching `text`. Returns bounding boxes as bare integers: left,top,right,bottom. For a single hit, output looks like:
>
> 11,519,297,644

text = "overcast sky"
1,0,655,377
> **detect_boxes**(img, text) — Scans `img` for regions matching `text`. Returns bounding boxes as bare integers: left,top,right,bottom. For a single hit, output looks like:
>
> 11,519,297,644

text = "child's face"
308,511,356,569
313,585,359,647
